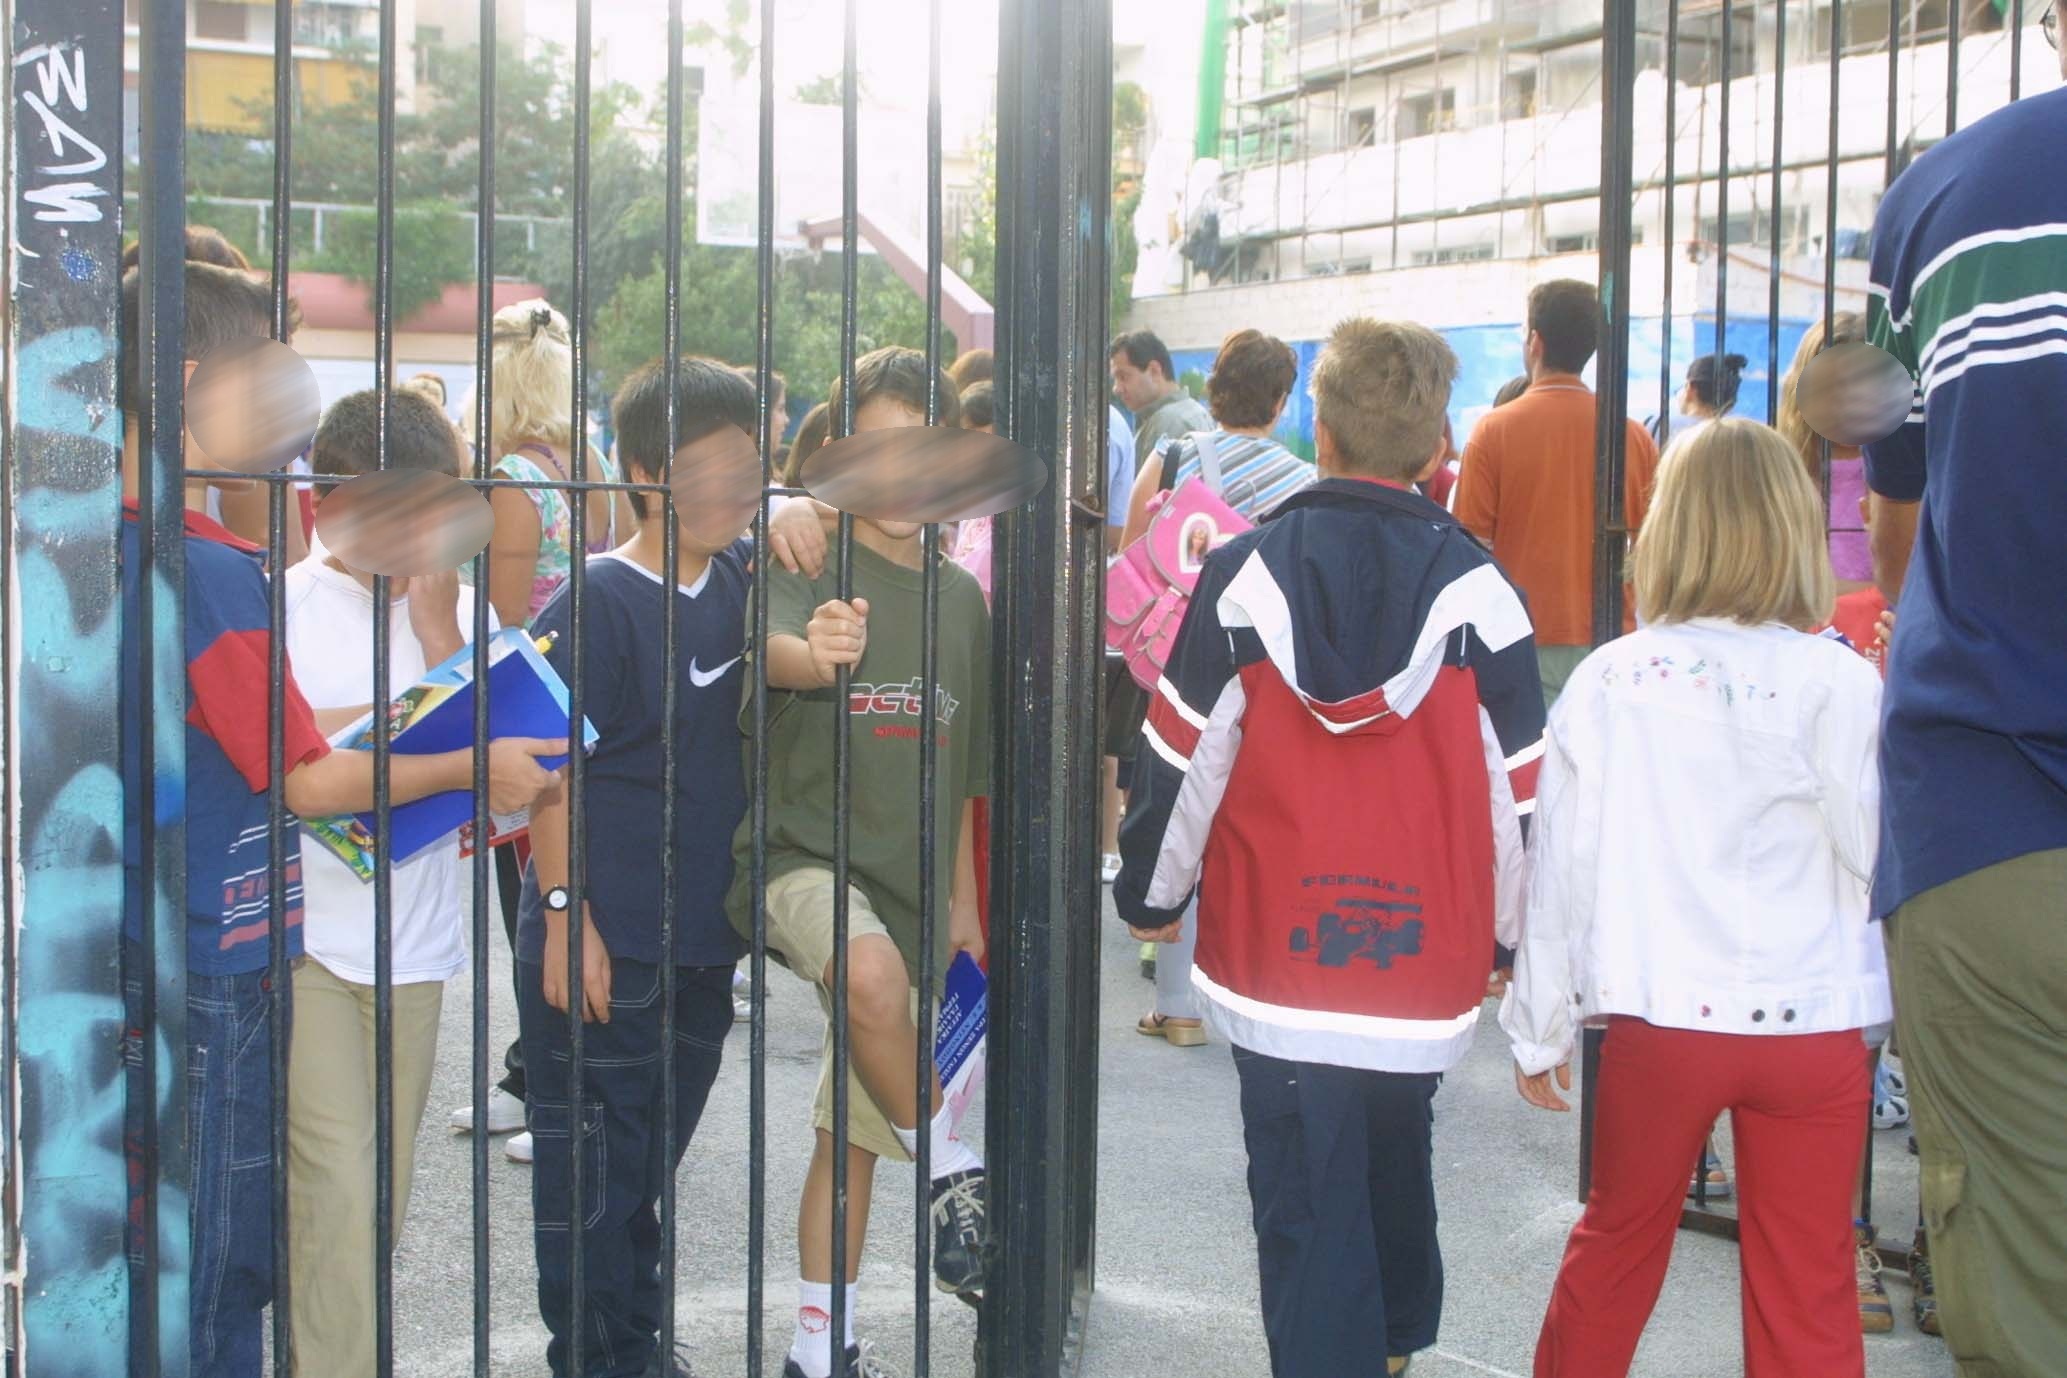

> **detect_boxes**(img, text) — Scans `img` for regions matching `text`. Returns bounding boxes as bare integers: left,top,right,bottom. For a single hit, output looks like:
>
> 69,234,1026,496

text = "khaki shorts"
764,866,915,1163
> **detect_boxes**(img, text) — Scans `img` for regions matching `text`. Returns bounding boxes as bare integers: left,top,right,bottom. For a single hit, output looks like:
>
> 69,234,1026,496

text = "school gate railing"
1586,0,2045,1271
3,0,1108,1374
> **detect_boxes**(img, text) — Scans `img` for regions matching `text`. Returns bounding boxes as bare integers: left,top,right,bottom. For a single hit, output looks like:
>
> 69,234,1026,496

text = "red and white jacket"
1113,478,1546,1073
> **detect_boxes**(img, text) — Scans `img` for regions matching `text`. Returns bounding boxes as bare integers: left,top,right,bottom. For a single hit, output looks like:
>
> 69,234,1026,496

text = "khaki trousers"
286,958,445,1378
1889,849,2067,1378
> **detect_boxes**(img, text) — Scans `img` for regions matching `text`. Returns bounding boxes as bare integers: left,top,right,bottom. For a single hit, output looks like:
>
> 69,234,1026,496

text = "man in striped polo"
1864,21,2066,1375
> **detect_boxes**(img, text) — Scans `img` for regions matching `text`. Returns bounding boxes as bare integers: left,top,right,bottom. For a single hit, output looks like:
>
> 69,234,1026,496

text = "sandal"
1136,1012,1207,1047
1687,1151,1733,1200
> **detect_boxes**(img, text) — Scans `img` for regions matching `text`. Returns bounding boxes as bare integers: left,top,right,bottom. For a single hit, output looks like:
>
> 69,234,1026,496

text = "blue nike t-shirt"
1864,86,2067,918
517,545,751,966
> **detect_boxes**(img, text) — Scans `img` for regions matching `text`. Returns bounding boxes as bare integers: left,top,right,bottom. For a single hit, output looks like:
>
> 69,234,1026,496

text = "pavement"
390,883,1952,1378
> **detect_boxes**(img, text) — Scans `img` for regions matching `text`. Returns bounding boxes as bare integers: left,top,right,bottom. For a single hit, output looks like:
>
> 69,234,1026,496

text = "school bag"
1103,431,1252,692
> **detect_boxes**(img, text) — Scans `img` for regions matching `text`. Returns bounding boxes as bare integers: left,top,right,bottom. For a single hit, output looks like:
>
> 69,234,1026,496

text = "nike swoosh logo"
687,655,742,687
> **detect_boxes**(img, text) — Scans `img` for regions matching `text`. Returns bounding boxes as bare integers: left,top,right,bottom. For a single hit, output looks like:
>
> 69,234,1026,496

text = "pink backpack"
1104,432,1252,691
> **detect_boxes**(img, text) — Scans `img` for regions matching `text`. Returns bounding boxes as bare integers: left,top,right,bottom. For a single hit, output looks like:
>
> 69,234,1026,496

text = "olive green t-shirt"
725,539,991,984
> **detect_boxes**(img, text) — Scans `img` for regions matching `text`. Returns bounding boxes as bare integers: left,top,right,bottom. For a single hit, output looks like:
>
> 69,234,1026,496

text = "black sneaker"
781,1343,900,1378
930,1168,987,1297
644,1343,695,1378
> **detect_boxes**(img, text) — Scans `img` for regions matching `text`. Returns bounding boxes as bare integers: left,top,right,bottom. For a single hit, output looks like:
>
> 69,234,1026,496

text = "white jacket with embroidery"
1499,618,1893,1074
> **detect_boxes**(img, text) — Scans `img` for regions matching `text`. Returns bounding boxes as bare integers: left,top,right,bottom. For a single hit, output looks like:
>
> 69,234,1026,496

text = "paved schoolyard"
389,883,1950,1377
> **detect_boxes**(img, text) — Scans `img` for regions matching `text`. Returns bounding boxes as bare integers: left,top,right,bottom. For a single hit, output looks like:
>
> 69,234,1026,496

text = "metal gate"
4,0,1107,1374
1585,0,2048,1268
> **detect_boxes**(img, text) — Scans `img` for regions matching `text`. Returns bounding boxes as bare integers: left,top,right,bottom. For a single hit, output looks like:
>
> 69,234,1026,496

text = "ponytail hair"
475,297,577,457
1686,351,1749,413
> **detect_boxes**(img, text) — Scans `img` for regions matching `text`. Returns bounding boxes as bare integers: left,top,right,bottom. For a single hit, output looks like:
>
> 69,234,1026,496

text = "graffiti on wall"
8,3,189,1372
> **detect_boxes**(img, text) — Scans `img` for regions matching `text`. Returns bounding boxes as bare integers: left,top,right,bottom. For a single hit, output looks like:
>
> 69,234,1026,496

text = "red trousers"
1536,1018,1871,1378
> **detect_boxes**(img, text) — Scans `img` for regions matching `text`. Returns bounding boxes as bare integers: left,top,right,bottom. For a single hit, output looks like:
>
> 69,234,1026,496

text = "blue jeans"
124,950,283,1378
517,959,733,1378
1234,1046,1444,1376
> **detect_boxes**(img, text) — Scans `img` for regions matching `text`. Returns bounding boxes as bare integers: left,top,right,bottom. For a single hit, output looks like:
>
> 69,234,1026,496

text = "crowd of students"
115,53,2063,1378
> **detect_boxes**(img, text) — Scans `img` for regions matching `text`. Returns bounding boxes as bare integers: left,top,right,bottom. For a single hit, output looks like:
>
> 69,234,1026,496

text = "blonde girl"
1502,419,1891,1378
465,299,636,627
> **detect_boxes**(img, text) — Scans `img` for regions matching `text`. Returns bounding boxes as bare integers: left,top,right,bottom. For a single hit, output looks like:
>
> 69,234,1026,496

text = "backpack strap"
1191,430,1227,494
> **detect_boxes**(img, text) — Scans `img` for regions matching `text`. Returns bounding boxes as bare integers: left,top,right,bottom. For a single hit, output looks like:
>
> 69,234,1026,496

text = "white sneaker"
450,1087,526,1136
733,995,753,1023
1100,853,1122,885
505,1130,534,1164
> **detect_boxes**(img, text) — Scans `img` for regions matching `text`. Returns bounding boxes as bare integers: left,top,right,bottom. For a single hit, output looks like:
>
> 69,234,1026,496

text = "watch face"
544,887,571,911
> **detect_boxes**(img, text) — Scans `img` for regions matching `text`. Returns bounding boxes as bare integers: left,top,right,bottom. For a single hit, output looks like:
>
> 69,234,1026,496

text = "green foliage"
1113,81,1149,139
1111,184,1141,323
794,73,845,105
958,128,997,304
589,247,937,407
305,203,478,322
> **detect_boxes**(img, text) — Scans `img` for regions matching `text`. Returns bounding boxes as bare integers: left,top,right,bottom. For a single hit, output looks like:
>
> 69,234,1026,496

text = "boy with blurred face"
513,356,763,1378
734,347,990,1378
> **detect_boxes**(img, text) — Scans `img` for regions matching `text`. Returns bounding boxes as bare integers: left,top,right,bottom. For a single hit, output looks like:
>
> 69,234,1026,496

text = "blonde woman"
458,300,635,629
1502,419,1890,1378
1776,312,1875,593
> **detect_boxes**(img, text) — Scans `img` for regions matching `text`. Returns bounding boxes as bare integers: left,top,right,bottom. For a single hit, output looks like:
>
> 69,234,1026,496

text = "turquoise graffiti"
9,3,189,1374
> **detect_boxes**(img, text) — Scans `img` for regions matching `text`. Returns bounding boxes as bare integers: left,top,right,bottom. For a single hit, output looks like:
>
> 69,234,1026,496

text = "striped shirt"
1166,431,1317,522
1863,86,2067,918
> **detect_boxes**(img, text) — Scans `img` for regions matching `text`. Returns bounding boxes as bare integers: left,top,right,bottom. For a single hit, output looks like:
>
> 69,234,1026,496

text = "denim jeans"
124,947,284,1378
517,958,733,1378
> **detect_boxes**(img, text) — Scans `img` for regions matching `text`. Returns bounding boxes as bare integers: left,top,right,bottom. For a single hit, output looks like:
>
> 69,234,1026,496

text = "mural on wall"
8,3,190,1371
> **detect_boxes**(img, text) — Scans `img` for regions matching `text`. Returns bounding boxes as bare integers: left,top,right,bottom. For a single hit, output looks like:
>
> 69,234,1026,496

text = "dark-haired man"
1454,279,1660,705
1109,328,1209,476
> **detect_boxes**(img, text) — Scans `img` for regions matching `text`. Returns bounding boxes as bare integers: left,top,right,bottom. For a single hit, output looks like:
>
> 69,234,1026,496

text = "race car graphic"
1287,896,1425,970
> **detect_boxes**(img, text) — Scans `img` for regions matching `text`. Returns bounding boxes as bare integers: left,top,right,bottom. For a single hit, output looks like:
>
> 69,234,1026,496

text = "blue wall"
1169,316,1815,458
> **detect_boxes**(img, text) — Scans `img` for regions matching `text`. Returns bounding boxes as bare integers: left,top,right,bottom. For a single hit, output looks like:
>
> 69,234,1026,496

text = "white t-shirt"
284,556,497,985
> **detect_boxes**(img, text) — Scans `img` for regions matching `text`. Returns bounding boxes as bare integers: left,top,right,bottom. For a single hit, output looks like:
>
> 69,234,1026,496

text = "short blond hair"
1633,418,1835,630
475,298,576,455
1308,318,1457,479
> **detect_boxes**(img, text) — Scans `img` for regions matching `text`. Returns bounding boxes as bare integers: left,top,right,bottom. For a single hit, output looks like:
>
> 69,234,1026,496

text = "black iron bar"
914,0,946,1367
267,2,295,1370
1716,0,1733,369
1660,0,1682,439
136,2,192,1369
1887,0,1902,182
658,0,687,1364
372,0,401,1369
469,2,499,1372
748,0,780,1369
2011,0,2025,101
830,0,861,1356
567,3,596,1374
1947,0,1962,133
1767,0,1786,424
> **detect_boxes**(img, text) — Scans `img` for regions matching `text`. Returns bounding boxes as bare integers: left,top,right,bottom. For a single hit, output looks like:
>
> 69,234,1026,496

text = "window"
194,1,246,42
1502,70,1538,121
415,26,444,87
1396,88,1456,139
1347,107,1377,148
1411,242,1495,266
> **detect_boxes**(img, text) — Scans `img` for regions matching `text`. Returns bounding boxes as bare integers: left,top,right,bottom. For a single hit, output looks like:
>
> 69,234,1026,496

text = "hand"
805,597,869,686
1486,967,1513,1000
484,737,569,814
1875,608,1896,652
541,903,613,1023
1128,921,1182,944
768,498,835,578
949,891,985,966
1514,1058,1573,1112
405,567,465,663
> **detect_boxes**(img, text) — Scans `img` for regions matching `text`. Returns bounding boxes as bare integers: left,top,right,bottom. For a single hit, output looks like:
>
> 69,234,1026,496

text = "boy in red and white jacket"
1114,318,1544,1378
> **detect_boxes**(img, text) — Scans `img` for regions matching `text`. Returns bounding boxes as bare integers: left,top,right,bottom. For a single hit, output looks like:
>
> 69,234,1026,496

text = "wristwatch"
543,886,571,914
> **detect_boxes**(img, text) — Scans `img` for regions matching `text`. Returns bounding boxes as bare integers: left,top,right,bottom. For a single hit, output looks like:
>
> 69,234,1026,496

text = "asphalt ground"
383,882,1952,1378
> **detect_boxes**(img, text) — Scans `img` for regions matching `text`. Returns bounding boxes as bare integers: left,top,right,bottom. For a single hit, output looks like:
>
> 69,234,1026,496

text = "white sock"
892,1103,983,1181
789,1279,857,1377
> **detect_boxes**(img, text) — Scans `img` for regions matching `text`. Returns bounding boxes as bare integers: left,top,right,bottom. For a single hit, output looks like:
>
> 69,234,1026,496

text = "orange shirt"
1453,373,1660,647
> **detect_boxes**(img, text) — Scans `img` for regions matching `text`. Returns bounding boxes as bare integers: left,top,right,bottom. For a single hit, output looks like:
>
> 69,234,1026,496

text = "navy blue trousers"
1234,1046,1444,1377
518,959,732,1378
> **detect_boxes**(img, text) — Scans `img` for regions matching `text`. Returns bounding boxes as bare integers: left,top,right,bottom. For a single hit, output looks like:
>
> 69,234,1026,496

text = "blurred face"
1109,353,1166,413
668,423,762,554
853,395,929,539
